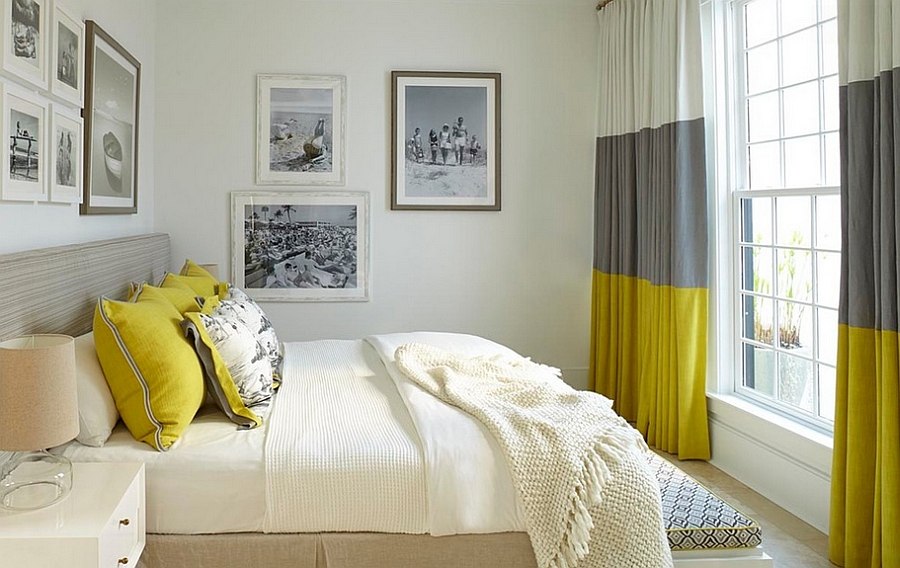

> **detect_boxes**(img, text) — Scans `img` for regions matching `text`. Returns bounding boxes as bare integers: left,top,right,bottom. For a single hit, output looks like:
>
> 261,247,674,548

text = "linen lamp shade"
0,335,79,511
0,335,79,451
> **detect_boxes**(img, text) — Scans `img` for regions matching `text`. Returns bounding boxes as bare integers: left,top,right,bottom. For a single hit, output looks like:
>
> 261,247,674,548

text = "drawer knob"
118,558,129,565
119,518,130,527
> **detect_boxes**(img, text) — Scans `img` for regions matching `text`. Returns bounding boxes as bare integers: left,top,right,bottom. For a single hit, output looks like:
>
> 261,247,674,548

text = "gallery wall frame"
231,191,369,303
391,70,501,211
81,20,140,215
1,82,47,202
256,74,346,186
1,0,48,91
49,103,81,203
50,3,84,107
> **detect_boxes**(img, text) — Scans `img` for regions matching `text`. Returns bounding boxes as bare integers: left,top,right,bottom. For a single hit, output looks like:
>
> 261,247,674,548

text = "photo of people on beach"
403,85,488,198
56,124,76,187
9,107,40,183
233,192,368,302
392,72,500,210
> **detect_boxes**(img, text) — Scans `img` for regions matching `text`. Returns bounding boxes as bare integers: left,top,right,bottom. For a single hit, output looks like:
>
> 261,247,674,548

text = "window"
724,0,840,429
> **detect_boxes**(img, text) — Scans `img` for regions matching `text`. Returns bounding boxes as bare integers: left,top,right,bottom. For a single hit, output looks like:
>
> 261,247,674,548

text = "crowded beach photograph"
257,74,346,185
4,0,47,88
231,191,368,302
392,71,500,210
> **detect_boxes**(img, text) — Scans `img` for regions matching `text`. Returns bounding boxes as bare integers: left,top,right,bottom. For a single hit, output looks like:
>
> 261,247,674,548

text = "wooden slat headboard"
0,233,170,340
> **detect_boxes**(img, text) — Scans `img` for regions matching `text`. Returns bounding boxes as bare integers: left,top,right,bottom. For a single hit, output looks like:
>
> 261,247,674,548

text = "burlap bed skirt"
138,532,538,568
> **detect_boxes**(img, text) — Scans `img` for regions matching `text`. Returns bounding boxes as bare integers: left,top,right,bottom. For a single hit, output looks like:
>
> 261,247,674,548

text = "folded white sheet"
365,332,526,535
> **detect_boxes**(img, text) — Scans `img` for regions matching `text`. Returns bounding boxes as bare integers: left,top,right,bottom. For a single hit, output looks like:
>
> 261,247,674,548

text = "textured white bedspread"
263,340,428,533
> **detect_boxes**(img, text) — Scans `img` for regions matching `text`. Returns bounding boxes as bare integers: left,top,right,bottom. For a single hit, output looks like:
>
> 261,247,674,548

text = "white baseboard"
707,396,832,534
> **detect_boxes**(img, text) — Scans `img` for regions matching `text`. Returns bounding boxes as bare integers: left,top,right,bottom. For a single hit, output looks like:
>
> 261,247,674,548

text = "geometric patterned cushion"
646,453,764,551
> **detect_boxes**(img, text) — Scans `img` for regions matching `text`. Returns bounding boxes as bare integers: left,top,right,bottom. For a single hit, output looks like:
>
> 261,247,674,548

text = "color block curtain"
591,0,710,460
829,1,900,566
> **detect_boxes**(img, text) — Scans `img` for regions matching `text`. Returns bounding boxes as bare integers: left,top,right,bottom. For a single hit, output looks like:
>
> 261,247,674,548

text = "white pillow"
73,333,119,447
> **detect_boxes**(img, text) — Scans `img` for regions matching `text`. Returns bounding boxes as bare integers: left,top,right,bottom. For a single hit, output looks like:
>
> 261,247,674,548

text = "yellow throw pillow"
93,286,205,451
182,313,263,429
180,259,214,279
130,281,202,315
161,272,218,298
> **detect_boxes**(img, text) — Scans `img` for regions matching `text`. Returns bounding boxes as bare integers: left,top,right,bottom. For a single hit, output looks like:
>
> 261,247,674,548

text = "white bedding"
61,406,267,534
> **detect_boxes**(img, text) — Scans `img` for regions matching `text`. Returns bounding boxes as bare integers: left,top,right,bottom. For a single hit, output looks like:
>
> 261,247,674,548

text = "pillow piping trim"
96,297,166,451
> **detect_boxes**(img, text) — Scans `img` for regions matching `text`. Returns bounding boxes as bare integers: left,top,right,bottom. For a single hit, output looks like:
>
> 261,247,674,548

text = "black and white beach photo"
82,21,140,214
9,107,39,182
1,88,46,201
392,71,500,210
56,125,75,186
257,75,346,185
232,192,368,302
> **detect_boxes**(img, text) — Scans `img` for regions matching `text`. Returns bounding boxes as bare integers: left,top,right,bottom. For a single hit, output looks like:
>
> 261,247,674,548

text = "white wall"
153,0,599,387
0,0,156,254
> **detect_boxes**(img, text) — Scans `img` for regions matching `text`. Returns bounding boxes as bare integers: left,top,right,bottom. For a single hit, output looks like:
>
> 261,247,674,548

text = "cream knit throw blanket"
396,343,672,568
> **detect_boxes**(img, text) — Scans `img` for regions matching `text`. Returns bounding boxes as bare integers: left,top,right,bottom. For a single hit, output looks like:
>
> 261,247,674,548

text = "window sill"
707,392,833,479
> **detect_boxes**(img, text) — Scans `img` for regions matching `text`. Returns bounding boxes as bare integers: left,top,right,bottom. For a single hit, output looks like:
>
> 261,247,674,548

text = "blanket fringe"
549,426,645,568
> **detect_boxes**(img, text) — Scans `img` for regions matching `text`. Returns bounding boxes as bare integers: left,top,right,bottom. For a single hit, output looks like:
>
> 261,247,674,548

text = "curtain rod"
596,0,615,9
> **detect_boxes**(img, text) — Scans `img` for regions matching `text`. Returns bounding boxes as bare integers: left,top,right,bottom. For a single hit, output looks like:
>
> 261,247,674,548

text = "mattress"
61,406,267,534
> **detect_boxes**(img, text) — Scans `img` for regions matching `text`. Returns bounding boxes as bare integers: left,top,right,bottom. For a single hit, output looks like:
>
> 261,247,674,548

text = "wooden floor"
659,453,837,567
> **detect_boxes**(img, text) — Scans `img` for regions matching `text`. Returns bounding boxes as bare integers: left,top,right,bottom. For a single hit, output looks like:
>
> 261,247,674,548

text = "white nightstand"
0,462,145,568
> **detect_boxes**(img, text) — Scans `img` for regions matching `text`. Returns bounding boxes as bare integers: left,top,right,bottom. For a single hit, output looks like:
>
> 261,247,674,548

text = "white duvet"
264,333,526,535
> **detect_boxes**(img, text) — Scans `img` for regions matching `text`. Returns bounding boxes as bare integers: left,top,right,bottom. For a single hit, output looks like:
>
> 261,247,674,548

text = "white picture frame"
0,0,48,90
50,4,84,107
256,74,346,186
48,104,81,203
1,83,47,201
231,191,369,302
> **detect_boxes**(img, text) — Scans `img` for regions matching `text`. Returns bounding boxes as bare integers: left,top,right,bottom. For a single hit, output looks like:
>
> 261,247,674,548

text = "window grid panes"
733,0,840,429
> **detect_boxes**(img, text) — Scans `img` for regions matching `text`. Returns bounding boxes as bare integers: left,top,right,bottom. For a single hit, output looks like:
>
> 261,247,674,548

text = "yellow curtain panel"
592,0,710,460
829,2,900,565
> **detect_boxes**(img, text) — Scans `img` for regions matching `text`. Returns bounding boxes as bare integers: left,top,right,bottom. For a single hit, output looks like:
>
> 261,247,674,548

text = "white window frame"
711,0,839,434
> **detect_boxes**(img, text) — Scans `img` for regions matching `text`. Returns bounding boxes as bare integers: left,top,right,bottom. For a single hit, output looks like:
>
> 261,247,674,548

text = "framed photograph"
50,4,84,107
231,191,368,302
391,71,500,211
1,0,48,90
1,84,47,201
256,74,346,186
49,105,82,203
81,20,140,215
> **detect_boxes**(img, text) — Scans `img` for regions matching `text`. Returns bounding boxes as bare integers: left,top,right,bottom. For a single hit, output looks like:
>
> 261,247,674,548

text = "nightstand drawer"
99,470,142,568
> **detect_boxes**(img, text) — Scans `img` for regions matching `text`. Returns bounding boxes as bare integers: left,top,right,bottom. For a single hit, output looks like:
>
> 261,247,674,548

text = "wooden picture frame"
81,20,140,215
0,0,48,90
231,191,369,302
256,74,346,186
391,71,500,211
50,4,84,107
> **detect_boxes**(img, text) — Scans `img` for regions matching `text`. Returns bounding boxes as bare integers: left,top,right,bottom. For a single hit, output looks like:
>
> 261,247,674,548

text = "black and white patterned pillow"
211,287,283,377
197,313,274,412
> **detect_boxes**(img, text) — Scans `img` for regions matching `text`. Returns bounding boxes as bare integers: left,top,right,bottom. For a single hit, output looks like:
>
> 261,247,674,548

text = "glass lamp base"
0,450,73,511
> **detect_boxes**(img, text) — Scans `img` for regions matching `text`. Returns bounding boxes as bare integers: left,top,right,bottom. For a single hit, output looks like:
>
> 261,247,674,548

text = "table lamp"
0,334,79,511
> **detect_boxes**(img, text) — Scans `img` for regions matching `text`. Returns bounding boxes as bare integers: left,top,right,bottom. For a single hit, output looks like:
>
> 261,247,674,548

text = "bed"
0,234,772,567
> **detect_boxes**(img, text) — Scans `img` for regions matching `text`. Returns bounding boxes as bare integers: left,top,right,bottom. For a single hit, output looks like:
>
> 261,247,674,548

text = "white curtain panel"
596,0,704,137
